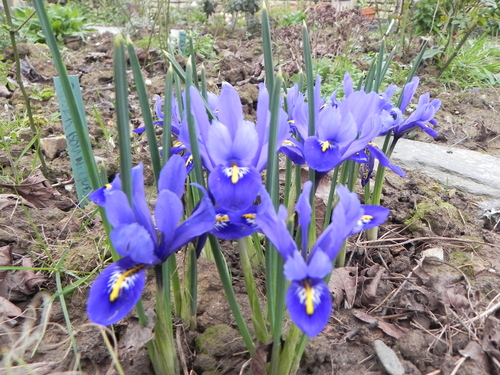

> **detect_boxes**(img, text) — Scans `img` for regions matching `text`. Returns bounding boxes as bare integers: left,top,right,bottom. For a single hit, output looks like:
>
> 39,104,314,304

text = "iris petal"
110,223,158,264
350,205,390,235
216,83,244,138
279,138,305,165
158,155,187,198
131,164,157,246
283,250,308,281
101,190,135,228
295,181,312,253
208,164,262,211
169,194,215,254
367,144,407,178
286,279,332,337
255,187,297,260
211,207,258,240
87,257,147,326
304,136,342,172
155,190,183,258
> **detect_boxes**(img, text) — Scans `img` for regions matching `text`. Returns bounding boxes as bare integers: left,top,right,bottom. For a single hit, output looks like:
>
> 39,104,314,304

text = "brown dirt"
1,18,500,375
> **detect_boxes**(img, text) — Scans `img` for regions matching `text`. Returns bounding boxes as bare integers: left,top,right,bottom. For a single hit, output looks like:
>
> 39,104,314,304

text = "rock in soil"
374,340,405,375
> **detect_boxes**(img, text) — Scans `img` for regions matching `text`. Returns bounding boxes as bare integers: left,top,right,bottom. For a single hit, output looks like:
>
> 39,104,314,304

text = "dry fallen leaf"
328,267,358,309
0,243,14,298
0,295,22,317
0,194,35,210
0,170,61,208
361,264,385,306
399,285,438,312
433,274,470,310
251,341,272,375
460,341,491,374
482,316,500,364
353,311,409,339
3,257,46,301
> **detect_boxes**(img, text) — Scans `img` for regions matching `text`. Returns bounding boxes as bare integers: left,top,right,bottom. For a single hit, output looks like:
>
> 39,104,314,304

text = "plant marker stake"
53,76,92,207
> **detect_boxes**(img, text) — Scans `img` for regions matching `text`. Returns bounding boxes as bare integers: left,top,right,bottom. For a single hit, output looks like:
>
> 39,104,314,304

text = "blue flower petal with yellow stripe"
87,257,147,326
86,155,215,326
284,250,332,337
211,206,259,240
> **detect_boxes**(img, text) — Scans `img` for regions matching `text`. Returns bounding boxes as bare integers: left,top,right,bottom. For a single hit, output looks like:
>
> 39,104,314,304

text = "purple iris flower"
211,205,259,240
86,156,215,326
179,83,289,211
133,96,181,135
255,182,389,337
292,75,389,173
351,142,407,186
381,77,441,142
394,93,442,140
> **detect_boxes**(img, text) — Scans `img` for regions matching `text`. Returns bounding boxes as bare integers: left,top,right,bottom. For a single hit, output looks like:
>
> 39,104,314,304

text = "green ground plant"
12,2,95,44
438,34,500,87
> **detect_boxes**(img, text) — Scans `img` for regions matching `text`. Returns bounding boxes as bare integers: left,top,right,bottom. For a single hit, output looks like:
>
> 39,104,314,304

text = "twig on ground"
176,325,189,375
449,356,467,375
368,261,421,313
464,297,500,324
356,235,500,249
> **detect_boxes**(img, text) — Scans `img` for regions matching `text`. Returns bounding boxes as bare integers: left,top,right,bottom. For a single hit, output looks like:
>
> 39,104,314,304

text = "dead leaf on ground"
328,267,358,309
353,311,409,339
3,257,46,301
0,194,35,210
251,341,272,375
0,170,61,208
0,243,14,297
432,274,471,310
460,341,491,374
361,264,385,306
482,316,500,364
399,285,438,312
0,295,22,317
119,318,154,354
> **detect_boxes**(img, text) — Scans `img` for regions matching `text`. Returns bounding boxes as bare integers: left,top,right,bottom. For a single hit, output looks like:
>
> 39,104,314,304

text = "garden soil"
0,26,499,375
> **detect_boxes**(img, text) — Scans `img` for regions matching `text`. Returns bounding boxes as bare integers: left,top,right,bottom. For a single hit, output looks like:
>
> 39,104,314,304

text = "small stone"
195,324,245,357
374,340,405,375
422,247,444,261
40,136,67,160
17,128,34,143
192,353,217,373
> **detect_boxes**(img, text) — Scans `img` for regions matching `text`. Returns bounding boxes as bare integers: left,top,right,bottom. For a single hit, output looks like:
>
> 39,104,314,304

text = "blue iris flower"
179,83,289,211
255,182,389,337
133,96,182,135
290,75,390,173
385,77,441,141
211,205,259,240
86,155,215,326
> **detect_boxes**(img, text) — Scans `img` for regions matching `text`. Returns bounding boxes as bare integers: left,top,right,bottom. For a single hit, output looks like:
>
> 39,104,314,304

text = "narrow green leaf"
261,4,275,92
126,37,161,182
113,34,133,203
162,66,174,165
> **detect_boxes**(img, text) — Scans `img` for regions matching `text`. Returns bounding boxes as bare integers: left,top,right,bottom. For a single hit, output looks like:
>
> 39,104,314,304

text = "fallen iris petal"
87,257,147,326
286,278,332,337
